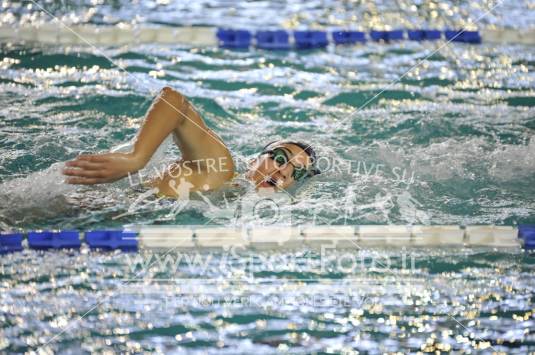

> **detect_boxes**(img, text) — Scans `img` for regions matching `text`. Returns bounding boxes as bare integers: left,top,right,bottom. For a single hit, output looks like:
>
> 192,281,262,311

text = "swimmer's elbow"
158,86,187,122
160,86,185,102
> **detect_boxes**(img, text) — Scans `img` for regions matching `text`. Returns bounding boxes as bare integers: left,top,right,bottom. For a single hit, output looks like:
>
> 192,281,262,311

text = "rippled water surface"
1,247,535,353
1,0,535,353
1,36,534,229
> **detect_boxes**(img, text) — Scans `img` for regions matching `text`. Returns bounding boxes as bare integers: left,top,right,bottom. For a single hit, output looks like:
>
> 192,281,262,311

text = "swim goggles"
262,147,318,181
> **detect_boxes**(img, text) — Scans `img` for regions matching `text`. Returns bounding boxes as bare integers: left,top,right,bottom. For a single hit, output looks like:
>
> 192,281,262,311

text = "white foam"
488,139,535,182
0,162,76,225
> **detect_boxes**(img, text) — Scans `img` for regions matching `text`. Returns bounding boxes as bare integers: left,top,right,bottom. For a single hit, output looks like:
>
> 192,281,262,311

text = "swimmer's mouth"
260,177,277,188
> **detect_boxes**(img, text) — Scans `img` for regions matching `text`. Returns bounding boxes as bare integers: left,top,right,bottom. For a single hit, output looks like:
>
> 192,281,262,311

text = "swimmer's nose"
271,170,286,184
275,164,291,179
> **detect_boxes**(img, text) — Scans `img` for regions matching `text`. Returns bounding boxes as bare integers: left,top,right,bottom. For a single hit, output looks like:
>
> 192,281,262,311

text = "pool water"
1,36,534,229
1,247,534,353
1,0,535,353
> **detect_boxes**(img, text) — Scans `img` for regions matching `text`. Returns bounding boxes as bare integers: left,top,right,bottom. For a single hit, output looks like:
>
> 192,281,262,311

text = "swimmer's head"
246,140,321,190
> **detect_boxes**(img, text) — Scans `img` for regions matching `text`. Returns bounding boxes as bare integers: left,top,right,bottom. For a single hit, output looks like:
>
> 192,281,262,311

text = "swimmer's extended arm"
63,86,230,185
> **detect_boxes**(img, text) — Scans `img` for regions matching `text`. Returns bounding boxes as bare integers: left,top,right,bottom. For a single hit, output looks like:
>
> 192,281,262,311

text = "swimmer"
62,87,320,197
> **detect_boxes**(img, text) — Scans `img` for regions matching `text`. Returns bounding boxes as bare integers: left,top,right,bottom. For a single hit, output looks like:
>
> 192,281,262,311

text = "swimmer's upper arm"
63,86,234,187
159,86,207,129
165,88,232,165
131,86,213,165
137,86,234,175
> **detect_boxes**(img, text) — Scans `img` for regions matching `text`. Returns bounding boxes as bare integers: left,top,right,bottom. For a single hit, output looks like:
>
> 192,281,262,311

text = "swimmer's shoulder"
138,165,239,198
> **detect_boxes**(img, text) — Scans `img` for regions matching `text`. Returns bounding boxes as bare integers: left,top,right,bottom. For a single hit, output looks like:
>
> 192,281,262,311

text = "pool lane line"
2,225,534,254
2,24,535,47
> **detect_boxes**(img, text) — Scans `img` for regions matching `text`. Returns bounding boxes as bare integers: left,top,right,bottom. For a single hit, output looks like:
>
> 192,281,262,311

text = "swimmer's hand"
62,152,144,185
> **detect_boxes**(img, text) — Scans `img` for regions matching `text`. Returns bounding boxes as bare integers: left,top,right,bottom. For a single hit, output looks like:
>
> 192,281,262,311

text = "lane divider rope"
1,24,534,47
1,225,533,254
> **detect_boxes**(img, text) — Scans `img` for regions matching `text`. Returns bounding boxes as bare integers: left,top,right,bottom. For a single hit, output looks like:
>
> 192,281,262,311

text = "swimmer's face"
246,143,313,191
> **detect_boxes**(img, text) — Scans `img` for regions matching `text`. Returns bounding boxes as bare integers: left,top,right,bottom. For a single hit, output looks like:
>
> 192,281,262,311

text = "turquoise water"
1,37,534,229
1,247,534,353
1,0,535,353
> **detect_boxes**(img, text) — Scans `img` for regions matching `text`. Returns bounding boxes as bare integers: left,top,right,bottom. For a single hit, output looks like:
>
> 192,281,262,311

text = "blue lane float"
444,29,482,44
294,30,329,49
0,233,23,254
518,225,535,250
217,28,481,49
370,29,404,42
216,29,251,49
28,230,81,250
423,29,442,40
407,29,442,41
85,230,138,252
332,30,366,44
255,30,291,50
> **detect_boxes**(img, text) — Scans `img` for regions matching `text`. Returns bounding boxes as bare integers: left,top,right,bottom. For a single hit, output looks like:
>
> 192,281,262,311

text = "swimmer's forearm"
63,87,203,185
130,86,187,167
